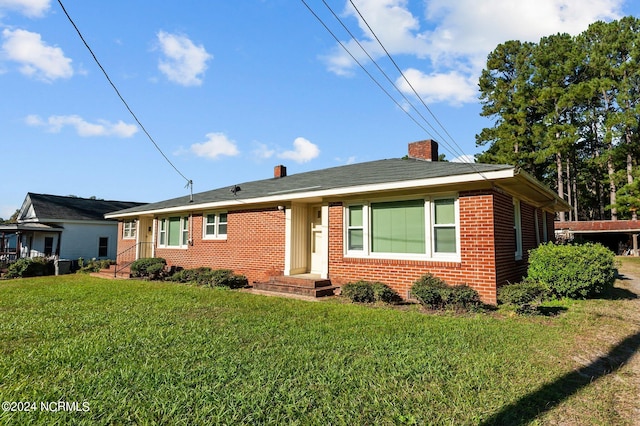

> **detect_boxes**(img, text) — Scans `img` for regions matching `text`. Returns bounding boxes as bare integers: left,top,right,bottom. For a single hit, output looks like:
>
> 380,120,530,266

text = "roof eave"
496,169,572,212
105,168,517,219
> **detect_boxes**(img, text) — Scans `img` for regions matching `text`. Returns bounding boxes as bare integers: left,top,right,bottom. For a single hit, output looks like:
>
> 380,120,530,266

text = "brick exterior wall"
115,191,555,305
116,221,138,265
493,191,525,286
327,190,547,304
546,211,556,242
153,208,286,284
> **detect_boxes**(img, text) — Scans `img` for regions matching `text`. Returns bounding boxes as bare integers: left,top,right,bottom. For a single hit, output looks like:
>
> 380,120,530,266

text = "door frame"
284,203,329,278
309,205,323,275
137,216,155,259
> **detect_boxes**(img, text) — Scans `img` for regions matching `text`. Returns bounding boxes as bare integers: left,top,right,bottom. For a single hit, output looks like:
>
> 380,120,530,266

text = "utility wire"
301,0,439,140
347,0,467,159
56,0,193,193
320,0,448,145
304,0,469,162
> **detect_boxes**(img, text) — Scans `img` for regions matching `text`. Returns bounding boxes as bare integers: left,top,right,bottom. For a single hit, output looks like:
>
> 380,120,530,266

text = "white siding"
57,222,119,260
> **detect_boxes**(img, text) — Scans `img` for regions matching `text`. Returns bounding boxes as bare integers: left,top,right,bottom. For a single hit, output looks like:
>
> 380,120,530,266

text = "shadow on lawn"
480,330,640,426
604,273,639,300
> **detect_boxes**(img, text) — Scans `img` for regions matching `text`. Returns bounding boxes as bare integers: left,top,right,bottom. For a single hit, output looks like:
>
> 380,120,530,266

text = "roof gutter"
513,168,572,212
105,168,516,219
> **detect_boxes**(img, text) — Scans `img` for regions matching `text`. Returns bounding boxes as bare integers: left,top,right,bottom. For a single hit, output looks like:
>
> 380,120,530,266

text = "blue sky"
1,0,639,219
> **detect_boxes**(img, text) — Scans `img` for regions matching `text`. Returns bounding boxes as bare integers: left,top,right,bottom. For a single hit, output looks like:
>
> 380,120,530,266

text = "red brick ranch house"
106,140,570,304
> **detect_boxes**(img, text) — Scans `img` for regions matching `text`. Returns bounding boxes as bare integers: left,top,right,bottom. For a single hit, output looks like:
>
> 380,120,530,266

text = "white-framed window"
203,212,228,240
432,198,457,254
158,216,189,248
346,205,364,251
345,195,459,261
123,220,137,239
513,199,523,260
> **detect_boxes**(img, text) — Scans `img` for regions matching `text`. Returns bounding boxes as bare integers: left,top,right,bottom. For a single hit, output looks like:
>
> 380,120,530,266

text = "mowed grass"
0,272,636,425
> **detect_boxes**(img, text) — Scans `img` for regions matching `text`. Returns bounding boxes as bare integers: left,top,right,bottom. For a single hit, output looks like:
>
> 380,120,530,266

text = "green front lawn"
0,273,637,425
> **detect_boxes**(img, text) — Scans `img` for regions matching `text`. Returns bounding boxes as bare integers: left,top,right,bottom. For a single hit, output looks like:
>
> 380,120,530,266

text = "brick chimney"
408,139,439,161
274,164,287,178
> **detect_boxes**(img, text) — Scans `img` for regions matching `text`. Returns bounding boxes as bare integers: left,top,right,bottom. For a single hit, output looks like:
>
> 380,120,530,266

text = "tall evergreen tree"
531,33,581,221
476,41,540,173
477,17,640,222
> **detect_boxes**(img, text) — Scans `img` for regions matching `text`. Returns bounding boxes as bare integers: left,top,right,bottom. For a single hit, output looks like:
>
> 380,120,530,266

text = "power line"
300,0,438,139
346,0,468,161
56,0,193,194
303,0,479,164
320,0,448,145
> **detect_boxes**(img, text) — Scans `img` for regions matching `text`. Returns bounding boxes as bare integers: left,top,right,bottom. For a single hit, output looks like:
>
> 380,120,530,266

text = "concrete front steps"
252,275,339,298
90,264,131,279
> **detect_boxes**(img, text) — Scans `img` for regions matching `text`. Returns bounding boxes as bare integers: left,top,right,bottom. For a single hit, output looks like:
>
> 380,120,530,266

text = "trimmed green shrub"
146,262,166,279
341,281,375,303
441,285,481,310
342,281,400,304
410,273,448,308
169,267,210,284
411,274,482,311
498,279,548,306
5,257,52,278
527,242,616,299
371,282,401,303
130,258,167,280
167,267,247,289
209,269,234,287
218,273,248,289
208,269,247,288
497,279,549,315
77,258,112,274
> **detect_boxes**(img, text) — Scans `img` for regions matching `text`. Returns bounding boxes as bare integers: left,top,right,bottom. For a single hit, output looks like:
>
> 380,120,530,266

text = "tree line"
476,16,640,221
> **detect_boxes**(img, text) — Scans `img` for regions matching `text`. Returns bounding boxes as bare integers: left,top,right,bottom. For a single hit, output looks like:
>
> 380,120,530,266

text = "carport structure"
555,220,640,256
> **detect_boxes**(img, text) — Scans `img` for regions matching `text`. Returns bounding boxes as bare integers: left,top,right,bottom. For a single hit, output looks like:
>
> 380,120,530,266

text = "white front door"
310,206,323,275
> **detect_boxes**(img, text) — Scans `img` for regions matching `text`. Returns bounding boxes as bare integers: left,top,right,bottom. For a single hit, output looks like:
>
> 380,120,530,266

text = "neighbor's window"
44,236,54,256
98,237,108,257
513,199,523,260
203,212,228,239
123,220,136,239
345,196,458,259
159,216,189,248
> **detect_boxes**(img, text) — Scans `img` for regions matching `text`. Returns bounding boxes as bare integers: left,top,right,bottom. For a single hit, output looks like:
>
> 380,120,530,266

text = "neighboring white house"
0,193,144,262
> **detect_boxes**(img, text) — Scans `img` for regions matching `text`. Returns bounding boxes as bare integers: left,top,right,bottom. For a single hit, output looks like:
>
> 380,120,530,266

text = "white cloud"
396,68,477,106
24,114,42,126
335,156,357,165
324,0,623,104
251,142,276,160
278,137,320,163
2,29,73,82
26,114,138,137
423,0,622,60
190,132,239,159
324,0,430,75
450,154,476,164
0,0,50,17
156,31,212,86
1,28,73,81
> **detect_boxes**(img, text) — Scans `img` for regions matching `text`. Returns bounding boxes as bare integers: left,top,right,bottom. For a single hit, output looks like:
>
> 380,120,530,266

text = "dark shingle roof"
24,193,146,221
109,158,513,216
